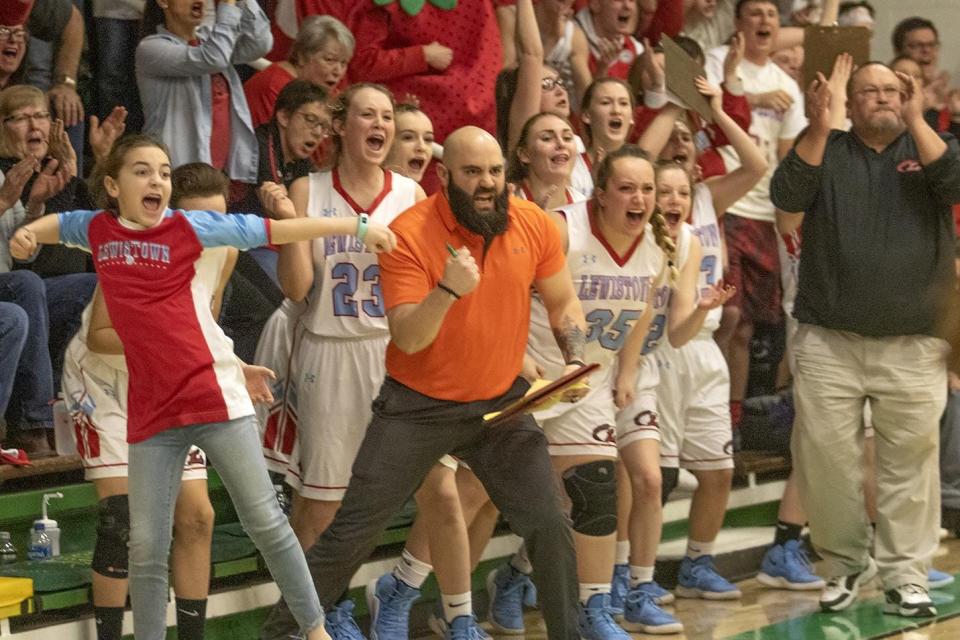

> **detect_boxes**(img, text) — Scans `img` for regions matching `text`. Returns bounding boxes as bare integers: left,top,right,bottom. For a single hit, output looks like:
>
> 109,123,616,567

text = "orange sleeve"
379,230,432,310
534,208,567,280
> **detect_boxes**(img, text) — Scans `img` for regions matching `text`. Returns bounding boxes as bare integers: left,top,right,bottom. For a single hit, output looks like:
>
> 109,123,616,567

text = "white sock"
441,592,472,623
579,583,611,605
510,544,533,575
629,565,655,588
393,548,432,589
615,540,630,565
686,539,714,560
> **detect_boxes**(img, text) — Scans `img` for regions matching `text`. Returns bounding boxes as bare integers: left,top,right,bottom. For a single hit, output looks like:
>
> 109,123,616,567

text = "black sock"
773,520,804,546
175,598,207,640
94,606,125,640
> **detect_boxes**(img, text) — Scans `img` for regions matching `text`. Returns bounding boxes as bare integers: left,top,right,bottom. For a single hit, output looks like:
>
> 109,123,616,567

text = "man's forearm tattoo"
553,314,586,364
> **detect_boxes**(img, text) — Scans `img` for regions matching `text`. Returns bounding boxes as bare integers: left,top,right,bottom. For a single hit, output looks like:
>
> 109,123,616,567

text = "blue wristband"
356,213,369,243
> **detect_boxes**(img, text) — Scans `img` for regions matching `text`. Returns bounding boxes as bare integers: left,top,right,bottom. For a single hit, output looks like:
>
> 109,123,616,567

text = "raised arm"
136,2,246,78
232,0,274,64
508,0,545,155
699,77,769,214
387,246,479,354
48,4,85,127
635,103,683,158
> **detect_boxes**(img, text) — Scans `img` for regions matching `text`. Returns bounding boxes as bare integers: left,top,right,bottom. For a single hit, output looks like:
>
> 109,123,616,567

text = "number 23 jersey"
528,200,666,378
301,169,420,338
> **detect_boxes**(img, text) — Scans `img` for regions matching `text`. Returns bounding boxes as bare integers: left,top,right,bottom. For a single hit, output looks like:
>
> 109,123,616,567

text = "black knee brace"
92,494,130,579
660,467,679,505
562,460,617,536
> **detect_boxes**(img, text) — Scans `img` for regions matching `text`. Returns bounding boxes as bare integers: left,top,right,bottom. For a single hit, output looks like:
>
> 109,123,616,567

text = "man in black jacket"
771,62,960,618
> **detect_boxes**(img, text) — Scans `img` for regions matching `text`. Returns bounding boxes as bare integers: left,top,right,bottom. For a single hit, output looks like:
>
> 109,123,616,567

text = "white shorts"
656,338,734,471
282,330,389,501
616,356,662,449
537,367,618,458
255,300,307,474
62,345,207,482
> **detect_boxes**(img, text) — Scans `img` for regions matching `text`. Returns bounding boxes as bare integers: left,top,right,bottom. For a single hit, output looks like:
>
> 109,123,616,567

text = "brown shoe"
8,430,55,458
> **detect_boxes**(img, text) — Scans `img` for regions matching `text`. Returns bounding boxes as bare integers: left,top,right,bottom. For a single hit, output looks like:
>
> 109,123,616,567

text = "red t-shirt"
243,63,296,128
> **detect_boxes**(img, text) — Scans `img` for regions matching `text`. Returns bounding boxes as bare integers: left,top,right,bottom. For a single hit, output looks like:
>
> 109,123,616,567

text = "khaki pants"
793,324,947,589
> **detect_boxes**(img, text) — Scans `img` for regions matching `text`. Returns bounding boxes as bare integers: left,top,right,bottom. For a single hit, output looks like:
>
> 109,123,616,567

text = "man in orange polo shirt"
261,127,588,640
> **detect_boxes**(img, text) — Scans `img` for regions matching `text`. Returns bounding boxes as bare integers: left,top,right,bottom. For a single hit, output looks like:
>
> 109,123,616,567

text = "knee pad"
562,460,617,536
660,467,679,506
92,494,130,579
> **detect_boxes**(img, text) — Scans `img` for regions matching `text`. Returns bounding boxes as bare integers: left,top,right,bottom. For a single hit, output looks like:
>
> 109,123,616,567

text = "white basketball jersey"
528,201,666,379
516,183,586,210
570,136,594,198
689,182,723,337
301,170,419,338
68,246,230,372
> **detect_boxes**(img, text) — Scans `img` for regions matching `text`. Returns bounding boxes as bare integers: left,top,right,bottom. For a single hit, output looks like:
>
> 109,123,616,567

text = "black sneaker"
883,584,937,618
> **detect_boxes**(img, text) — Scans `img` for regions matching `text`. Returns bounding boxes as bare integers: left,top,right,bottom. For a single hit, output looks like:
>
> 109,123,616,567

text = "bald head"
443,126,503,169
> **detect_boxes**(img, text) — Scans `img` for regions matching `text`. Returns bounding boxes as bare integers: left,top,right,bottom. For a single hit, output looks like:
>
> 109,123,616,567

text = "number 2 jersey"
300,169,420,338
528,200,666,384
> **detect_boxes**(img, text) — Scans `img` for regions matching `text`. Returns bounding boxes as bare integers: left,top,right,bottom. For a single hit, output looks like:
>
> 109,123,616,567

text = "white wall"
868,0,959,84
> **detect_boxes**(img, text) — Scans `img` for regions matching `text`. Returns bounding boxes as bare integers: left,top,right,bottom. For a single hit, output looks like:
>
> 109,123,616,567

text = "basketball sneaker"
577,593,631,640
928,568,955,589
883,584,936,617
366,573,420,640
486,564,536,634
324,600,366,640
757,540,825,590
676,556,742,600
621,589,683,634
819,558,877,612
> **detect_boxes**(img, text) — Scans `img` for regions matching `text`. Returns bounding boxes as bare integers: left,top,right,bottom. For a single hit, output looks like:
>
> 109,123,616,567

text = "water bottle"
27,523,52,561
0,532,16,564
274,484,291,516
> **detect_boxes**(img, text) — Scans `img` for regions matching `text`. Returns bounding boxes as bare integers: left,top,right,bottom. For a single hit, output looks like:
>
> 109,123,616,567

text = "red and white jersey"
301,169,419,338
60,208,272,443
570,135,595,198
67,246,231,374
528,200,666,380
576,7,643,81
689,182,723,337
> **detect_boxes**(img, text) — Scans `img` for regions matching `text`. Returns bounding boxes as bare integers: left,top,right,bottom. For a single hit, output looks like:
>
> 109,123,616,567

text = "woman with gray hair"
244,15,354,128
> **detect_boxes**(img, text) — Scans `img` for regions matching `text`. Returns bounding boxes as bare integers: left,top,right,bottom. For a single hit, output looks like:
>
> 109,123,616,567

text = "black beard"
447,178,509,244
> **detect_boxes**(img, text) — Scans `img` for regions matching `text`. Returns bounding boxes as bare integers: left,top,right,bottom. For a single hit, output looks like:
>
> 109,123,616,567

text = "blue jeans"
0,271,54,429
941,389,960,511
0,302,28,416
128,415,323,640
0,271,95,430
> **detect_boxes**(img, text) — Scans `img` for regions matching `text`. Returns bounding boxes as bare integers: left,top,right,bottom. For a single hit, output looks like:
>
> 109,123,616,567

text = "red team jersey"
60,209,273,443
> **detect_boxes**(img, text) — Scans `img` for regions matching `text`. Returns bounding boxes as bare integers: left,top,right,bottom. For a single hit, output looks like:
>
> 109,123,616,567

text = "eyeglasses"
905,40,939,51
295,111,329,134
0,27,27,42
541,76,568,92
855,86,901,100
2,112,51,126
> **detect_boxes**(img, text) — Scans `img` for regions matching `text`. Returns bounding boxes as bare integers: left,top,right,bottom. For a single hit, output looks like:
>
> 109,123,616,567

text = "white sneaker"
883,584,937,618
819,558,877,612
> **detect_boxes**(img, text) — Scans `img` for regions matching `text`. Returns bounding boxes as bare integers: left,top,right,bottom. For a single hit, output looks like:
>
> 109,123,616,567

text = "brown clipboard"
662,34,714,124
801,26,870,90
483,363,600,427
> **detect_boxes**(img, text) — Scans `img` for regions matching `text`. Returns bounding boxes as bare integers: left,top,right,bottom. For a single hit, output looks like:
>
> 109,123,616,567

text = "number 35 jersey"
301,169,420,338
528,200,666,379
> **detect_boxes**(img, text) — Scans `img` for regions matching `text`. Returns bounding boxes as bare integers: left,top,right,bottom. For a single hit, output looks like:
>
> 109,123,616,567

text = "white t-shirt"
705,47,807,222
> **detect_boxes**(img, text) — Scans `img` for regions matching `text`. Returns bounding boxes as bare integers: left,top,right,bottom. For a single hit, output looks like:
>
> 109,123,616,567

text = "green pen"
446,242,458,258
